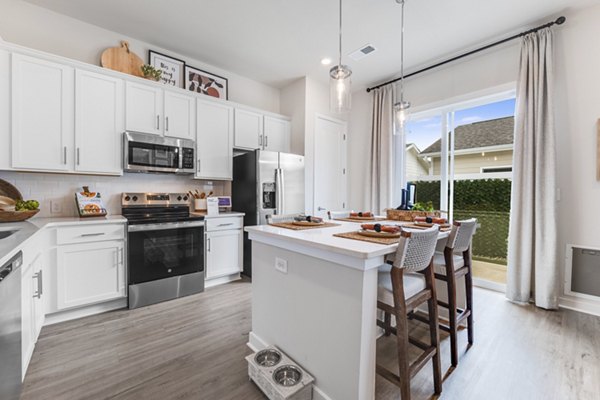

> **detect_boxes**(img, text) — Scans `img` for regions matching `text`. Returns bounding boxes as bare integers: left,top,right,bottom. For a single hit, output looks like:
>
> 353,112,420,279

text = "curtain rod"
366,16,566,93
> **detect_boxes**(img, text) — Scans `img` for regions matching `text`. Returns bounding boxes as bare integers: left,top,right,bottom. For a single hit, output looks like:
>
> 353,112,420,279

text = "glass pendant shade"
330,64,352,113
395,100,410,132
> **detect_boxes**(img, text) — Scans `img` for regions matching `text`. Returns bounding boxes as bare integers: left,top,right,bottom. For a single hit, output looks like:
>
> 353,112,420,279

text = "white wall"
279,76,348,214
280,77,306,155
0,170,228,218
0,0,280,113
347,4,600,313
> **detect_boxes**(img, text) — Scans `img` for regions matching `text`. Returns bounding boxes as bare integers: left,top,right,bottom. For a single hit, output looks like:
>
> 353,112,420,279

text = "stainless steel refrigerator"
233,150,305,277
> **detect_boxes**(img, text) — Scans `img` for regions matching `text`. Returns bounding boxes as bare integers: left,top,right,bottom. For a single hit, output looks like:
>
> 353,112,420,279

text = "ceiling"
24,0,599,89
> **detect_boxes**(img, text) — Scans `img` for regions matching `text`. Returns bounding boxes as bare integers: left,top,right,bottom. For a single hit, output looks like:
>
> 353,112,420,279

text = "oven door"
127,221,204,285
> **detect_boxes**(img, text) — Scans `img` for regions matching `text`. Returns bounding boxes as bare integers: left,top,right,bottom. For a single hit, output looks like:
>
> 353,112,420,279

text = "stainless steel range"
122,193,205,309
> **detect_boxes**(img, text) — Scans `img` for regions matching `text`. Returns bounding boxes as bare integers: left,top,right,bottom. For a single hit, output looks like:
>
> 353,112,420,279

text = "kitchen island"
245,221,451,400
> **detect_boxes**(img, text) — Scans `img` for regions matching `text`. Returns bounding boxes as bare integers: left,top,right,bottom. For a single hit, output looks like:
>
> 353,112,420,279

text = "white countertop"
245,220,450,268
0,215,126,267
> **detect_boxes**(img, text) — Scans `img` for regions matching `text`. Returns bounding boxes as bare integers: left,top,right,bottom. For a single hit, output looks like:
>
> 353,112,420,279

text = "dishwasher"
0,251,23,400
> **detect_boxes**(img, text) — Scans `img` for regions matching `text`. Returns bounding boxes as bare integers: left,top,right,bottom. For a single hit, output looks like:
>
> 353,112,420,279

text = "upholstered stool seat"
432,252,464,274
378,264,426,303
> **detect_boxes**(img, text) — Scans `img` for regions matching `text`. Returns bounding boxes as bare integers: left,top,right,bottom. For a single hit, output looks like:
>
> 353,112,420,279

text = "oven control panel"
122,192,191,206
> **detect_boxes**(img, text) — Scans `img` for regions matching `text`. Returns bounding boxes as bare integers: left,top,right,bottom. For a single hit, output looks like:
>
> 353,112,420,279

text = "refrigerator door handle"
275,168,284,215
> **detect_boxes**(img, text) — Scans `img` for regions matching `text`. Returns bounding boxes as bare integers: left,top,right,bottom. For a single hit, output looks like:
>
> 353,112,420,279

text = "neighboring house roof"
406,143,430,170
420,116,514,155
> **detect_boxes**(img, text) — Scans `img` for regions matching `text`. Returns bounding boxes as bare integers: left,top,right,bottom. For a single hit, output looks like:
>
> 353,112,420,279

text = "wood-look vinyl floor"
21,280,600,400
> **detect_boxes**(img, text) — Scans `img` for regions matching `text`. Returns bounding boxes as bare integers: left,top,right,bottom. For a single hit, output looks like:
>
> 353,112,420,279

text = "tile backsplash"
0,171,230,217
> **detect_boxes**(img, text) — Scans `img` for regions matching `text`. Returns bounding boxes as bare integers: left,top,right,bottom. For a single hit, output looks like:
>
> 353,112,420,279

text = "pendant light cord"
338,0,343,68
399,0,405,103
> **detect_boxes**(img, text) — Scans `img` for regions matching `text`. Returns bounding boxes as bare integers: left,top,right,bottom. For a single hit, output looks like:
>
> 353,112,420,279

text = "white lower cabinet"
56,240,126,310
205,217,243,279
21,249,44,380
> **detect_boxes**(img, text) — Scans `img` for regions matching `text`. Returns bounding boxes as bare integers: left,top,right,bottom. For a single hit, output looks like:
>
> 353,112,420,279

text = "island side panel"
250,241,378,400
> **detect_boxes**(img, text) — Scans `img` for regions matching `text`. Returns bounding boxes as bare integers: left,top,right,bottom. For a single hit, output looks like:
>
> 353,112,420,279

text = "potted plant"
140,64,162,81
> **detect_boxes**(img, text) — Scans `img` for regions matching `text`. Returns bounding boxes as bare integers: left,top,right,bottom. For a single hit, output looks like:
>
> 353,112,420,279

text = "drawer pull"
218,223,234,227
80,232,106,237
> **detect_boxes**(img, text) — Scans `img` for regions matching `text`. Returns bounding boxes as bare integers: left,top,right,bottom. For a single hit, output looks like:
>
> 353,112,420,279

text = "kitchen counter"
191,211,245,218
0,215,127,267
245,220,451,400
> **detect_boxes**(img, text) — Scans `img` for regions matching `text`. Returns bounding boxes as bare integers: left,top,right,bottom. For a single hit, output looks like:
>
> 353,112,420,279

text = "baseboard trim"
44,298,127,326
473,278,506,293
205,273,241,289
559,295,600,317
246,331,333,400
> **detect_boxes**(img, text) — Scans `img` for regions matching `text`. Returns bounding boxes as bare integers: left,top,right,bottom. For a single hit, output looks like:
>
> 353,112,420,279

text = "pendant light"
394,0,410,131
329,0,352,113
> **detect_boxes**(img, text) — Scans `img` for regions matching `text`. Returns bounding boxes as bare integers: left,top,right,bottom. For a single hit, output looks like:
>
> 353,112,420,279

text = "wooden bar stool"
376,226,442,400
432,218,477,367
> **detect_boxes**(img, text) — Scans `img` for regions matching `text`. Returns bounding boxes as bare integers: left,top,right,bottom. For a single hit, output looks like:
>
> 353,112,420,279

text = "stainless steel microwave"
123,131,195,174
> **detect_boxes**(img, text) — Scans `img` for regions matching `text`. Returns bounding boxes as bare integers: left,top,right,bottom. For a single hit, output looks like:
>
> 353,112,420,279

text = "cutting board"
101,41,144,77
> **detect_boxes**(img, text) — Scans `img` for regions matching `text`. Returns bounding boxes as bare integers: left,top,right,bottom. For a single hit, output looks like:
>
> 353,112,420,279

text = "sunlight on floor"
472,259,507,284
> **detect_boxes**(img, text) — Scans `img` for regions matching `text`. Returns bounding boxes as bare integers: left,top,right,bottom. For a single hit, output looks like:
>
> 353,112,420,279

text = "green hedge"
413,179,512,212
413,179,512,262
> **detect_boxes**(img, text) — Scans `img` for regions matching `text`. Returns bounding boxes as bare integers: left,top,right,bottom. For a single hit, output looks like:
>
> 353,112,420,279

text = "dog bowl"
272,365,303,387
254,349,282,367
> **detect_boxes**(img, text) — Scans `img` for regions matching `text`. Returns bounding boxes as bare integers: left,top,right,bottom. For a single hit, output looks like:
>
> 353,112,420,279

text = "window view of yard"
404,97,516,286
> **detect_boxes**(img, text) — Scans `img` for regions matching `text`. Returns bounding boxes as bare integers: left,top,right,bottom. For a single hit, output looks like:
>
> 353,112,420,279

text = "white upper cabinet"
196,99,233,180
125,81,163,135
12,54,74,171
164,90,195,140
234,108,263,150
263,116,291,153
75,70,124,175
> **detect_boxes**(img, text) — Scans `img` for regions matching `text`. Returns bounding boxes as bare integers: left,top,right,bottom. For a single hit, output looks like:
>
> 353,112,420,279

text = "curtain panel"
506,28,559,309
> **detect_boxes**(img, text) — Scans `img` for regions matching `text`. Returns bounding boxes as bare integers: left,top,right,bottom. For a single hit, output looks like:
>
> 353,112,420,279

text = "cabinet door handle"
166,116,169,131
76,148,80,166
156,115,160,130
197,158,201,173
259,135,263,147
265,136,268,148
80,232,105,237
63,146,67,164
32,271,42,299
207,238,211,252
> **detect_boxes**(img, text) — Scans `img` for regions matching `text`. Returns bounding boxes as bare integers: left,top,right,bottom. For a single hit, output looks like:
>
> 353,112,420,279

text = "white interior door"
313,115,347,219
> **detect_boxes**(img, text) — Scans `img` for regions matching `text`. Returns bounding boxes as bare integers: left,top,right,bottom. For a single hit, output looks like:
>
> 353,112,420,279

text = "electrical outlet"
275,257,288,274
50,201,62,214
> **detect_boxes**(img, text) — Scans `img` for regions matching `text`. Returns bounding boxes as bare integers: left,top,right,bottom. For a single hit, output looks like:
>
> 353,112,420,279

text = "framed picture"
149,50,185,88
185,65,228,100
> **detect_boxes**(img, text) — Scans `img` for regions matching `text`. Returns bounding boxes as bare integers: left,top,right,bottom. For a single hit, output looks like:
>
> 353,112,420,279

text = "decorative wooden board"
269,222,340,231
101,41,144,77
334,231,399,245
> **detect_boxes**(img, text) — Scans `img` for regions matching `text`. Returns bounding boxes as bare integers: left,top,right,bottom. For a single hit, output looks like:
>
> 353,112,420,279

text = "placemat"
334,217,387,223
403,223,452,232
270,222,340,230
333,231,400,245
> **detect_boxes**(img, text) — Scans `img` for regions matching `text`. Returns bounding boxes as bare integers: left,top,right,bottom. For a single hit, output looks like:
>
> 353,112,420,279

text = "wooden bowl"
0,209,40,222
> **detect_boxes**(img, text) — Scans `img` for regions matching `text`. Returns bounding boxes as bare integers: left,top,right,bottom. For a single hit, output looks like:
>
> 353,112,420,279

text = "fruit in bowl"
15,200,40,211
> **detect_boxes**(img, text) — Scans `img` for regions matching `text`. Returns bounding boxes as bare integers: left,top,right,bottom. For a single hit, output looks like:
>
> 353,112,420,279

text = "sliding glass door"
398,90,516,288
